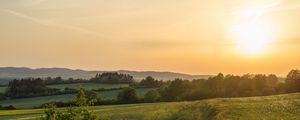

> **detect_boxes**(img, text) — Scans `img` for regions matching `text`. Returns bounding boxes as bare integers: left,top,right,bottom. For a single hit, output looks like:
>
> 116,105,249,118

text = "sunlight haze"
1,0,300,75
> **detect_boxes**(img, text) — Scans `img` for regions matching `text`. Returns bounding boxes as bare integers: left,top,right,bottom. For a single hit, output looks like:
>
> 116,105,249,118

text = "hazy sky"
1,0,300,75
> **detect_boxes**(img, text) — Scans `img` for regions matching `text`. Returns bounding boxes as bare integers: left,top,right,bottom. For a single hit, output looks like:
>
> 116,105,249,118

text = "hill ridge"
0,67,211,82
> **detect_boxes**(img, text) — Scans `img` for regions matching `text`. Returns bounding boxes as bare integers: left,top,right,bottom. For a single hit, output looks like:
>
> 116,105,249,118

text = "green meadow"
1,93,300,120
0,83,129,93
47,83,128,90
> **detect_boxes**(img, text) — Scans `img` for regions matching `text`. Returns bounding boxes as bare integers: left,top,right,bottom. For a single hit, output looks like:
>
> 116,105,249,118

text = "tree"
286,69,300,92
117,87,139,103
223,75,241,97
6,78,50,98
140,76,163,88
42,88,97,120
237,74,254,96
266,74,278,87
262,74,278,95
84,90,98,105
1,105,16,110
140,76,156,87
76,88,87,106
144,90,160,102
90,72,134,84
42,104,56,120
206,73,224,97
0,93,6,100
161,79,187,101
253,74,268,94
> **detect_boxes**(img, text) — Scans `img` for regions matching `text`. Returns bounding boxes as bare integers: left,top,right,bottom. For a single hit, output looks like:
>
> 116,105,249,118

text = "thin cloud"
232,0,300,17
25,0,48,6
0,8,107,38
270,2,300,13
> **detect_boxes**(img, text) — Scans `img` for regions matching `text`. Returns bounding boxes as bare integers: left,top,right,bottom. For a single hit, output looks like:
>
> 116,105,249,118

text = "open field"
0,83,129,93
47,83,128,90
1,93,300,120
0,88,153,109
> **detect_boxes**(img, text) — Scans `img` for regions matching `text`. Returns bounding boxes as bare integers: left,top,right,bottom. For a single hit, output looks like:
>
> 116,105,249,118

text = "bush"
1,105,17,110
117,87,139,103
144,90,160,102
42,88,98,120
0,93,6,100
42,105,97,120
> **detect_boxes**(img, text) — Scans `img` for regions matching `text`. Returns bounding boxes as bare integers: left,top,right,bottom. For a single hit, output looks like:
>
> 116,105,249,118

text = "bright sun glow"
231,7,273,55
232,22,272,54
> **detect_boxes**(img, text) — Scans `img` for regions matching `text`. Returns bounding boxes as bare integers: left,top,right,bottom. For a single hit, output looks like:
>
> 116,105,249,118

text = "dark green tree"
140,76,156,87
6,78,49,98
117,87,139,103
42,88,97,120
84,90,98,105
90,72,134,84
144,90,160,102
161,79,187,101
76,88,87,106
286,69,300,92
140,76,163,88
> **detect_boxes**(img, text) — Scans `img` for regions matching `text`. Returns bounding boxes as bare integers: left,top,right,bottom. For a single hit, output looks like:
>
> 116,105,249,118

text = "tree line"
3,69,300,108
90,72,134,84
43,72,135,85
158,69,300,101
6,78,60,98
39,69,300,108
1,73,135,99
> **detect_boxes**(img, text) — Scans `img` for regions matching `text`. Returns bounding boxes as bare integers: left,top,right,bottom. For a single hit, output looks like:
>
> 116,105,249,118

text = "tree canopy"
90,72,134,84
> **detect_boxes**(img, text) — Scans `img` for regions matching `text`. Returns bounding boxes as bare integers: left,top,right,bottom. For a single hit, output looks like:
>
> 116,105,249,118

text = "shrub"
144,90,160,102
42,88,98,120
1,105,17,110
117,87,139,103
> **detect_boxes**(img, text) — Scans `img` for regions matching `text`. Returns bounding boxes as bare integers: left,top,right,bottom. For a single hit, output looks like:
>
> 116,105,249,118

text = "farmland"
0,83,129,93
0,83,154,109
0,88,153,109
1,93,300,120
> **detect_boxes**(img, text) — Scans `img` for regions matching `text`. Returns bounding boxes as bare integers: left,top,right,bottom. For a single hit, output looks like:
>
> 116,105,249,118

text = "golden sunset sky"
1,0,300,75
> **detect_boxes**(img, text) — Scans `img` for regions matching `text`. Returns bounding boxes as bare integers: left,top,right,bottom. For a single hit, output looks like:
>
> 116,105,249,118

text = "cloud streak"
25,0,48,6
0,8,106,38
233,0,300,17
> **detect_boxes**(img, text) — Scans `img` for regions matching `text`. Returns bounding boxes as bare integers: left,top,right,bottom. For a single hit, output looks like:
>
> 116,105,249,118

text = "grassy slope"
1,93,300,120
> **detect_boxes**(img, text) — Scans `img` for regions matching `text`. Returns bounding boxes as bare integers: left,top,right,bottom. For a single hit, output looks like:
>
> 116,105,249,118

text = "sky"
1,0,300,75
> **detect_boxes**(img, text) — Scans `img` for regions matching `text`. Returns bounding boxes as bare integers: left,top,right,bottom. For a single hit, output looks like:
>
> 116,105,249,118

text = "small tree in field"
76,88,87,106
42,88,98,120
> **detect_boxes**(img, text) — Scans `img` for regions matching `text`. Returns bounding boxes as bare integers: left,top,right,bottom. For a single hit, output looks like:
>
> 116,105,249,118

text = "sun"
230,8,273,55
231,22,271,54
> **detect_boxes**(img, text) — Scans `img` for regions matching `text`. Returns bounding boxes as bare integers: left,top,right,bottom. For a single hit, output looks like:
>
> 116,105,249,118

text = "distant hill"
0,67,211,84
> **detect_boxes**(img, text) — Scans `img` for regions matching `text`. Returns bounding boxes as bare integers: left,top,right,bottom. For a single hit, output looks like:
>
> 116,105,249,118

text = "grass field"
1,93,300,120
0,88,153,109
0,83,129,93
47,83,128,90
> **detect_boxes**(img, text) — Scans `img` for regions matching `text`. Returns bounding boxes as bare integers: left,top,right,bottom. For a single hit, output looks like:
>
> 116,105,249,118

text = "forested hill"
0,67,210,81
